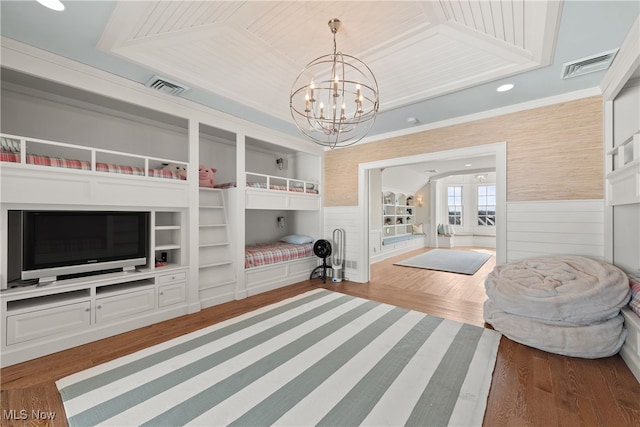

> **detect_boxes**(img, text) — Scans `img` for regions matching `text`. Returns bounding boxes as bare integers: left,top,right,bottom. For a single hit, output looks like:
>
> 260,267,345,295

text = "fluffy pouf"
484,255,630,358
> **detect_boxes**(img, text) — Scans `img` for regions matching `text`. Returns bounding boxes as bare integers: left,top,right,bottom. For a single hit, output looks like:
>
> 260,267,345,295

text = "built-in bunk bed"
0,134,186,181
198,129,322,305
240,138,321,297
0,131,191,367
0,132,190,268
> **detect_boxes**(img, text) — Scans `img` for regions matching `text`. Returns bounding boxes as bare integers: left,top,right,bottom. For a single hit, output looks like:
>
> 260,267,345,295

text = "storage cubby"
95,278,155,296
154,210,184,268
382,191,415,237
6,289,90,313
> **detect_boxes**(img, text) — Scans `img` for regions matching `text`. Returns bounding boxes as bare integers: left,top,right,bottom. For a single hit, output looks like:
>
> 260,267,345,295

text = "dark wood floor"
1,247,639,426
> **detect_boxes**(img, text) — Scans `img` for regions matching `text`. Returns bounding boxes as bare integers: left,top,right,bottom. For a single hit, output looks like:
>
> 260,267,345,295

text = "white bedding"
484,255,630,358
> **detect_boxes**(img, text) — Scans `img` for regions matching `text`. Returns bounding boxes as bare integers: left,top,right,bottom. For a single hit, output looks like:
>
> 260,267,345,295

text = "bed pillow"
0,137,20,153
280,234,314,244
630,274,640,317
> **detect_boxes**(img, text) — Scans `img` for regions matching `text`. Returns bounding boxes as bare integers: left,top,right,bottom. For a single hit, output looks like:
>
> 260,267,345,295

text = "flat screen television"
18,210,149,284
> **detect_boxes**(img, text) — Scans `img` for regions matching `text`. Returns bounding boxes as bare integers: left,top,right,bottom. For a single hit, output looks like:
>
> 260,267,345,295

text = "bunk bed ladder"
198,188,236,307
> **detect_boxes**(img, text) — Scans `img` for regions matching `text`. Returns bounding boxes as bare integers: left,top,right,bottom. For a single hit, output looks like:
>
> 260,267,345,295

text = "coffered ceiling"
98,1,560,122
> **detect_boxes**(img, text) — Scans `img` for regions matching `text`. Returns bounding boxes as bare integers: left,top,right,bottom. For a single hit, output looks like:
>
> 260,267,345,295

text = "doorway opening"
357,142,506,283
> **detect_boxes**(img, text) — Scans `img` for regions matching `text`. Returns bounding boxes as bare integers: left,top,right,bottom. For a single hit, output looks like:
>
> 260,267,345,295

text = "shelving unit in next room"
382,191,415,238
198,188,236,307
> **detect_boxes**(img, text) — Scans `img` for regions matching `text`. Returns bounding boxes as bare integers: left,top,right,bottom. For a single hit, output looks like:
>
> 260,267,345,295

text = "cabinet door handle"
85,308,91,312
160,292,164,295
97,305,102,309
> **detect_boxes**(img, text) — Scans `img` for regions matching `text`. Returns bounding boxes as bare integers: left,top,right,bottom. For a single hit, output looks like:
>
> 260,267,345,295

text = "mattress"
0,152,185,180
245,241,314,268
215,181,319,194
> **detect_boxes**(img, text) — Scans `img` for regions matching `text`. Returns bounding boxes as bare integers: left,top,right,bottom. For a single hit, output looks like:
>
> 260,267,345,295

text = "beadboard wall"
323,207,366,283
506,200,604,262
324,96,603,207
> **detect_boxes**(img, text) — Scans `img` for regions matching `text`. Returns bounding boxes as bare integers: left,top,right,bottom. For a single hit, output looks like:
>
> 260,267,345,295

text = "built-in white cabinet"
0,45,324,368
6,298,91,346
601,16,640,383
95,286,156,323
1,267,188,367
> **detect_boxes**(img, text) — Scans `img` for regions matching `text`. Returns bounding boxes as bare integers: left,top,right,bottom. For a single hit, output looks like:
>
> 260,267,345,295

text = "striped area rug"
56,290,501,426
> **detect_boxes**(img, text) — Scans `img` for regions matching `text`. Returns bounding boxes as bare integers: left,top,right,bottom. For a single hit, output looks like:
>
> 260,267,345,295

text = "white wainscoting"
324,207,366,283
506,200,604,262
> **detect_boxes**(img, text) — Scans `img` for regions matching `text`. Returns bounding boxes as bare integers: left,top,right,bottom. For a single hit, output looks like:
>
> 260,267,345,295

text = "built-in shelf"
382,191,415,237
154,211,184,266
155,225,181,231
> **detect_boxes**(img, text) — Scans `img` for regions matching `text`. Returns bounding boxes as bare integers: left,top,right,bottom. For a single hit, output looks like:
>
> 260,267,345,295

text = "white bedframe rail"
0,133,189,208
245,172,319,194
0,133,188,179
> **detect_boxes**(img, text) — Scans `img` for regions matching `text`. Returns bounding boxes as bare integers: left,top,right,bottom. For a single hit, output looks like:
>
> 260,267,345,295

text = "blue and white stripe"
57,290,501,426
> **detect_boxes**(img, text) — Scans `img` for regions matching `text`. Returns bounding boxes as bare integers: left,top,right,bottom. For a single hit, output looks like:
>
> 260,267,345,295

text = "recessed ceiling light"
464,163,472,167
37,0,65,11
497,83,514,92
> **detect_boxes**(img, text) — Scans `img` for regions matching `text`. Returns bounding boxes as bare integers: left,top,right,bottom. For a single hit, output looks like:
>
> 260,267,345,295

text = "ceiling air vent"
145,75,190,96
561,49,619,79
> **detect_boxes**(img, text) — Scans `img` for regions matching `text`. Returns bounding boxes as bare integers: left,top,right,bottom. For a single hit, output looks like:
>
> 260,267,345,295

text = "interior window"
447,186,462,225
477,185,496,226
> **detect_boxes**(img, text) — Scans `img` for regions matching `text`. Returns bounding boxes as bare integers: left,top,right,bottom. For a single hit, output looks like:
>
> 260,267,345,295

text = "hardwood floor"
1,247,639,426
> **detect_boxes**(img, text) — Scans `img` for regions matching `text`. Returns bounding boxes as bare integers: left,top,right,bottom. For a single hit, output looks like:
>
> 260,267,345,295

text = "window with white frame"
477,185,496,226
447,186,462,225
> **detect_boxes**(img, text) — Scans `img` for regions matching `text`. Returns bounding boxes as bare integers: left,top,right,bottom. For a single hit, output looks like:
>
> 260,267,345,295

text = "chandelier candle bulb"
310,81,315,101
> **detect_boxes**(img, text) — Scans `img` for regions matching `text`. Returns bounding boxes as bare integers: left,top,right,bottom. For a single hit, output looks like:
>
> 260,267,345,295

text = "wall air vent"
561,49,619,79
145,75,190,96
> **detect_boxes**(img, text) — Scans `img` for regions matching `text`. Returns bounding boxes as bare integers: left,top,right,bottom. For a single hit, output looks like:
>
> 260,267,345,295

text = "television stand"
1,265,189,368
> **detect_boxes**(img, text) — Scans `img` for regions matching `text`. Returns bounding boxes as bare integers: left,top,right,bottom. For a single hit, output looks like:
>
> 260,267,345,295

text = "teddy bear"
161,163,187,179
199,164,217,187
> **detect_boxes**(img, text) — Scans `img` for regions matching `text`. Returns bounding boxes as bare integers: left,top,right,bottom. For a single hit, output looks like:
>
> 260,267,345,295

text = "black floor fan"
310,239,332,283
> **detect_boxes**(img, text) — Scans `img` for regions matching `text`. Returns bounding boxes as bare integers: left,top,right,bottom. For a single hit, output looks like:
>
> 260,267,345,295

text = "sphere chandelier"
290,18,379,149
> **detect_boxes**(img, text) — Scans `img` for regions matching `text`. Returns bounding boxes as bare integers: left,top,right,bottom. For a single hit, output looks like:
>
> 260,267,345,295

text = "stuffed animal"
199,164,217,187
161,163,187,179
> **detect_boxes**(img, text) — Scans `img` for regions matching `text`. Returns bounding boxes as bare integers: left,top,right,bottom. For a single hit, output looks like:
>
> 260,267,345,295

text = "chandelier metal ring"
290,18,379,149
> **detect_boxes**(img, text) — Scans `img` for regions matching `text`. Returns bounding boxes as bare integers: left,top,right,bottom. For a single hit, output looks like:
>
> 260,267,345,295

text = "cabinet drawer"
158,282,186,307
158,271,186,284
96,288,155,323
7,301,91,346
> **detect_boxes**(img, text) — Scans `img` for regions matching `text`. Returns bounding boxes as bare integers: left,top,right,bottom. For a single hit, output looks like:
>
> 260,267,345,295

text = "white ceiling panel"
97,0,562,122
